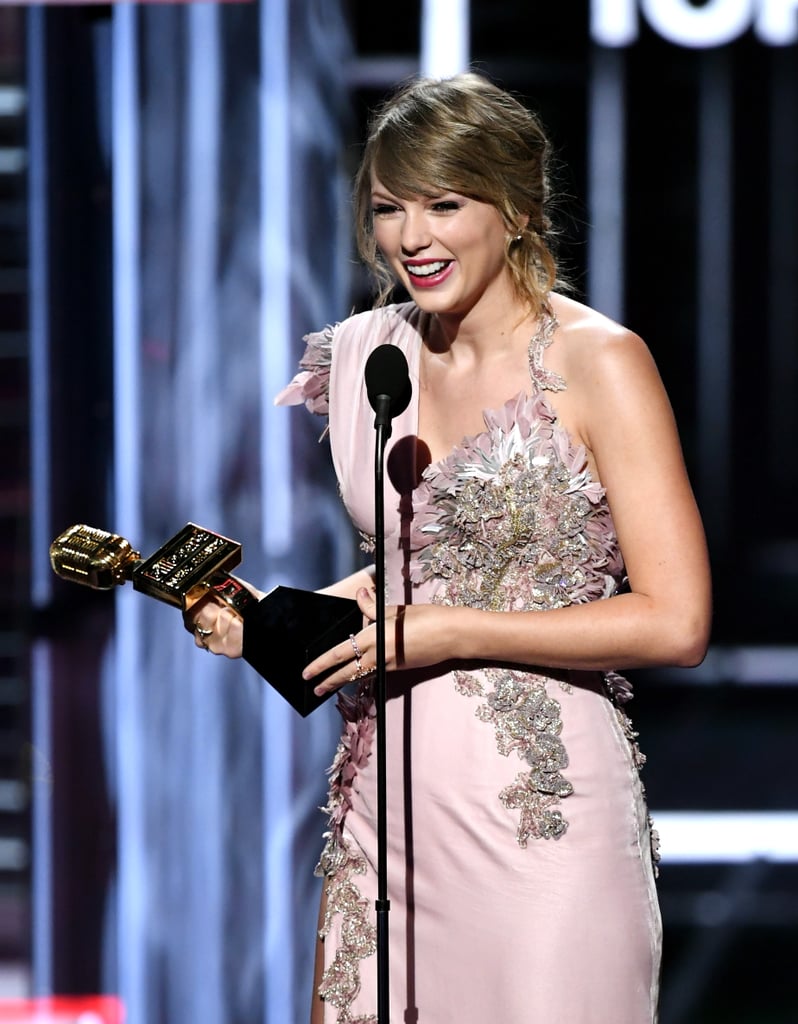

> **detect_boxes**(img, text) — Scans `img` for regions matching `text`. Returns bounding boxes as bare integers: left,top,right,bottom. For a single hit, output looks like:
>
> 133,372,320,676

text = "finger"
303,631,362,681
194,625,212,650
192,606,221,650
182,590,218,634
211,612,244,657
303,622,379,694
312,659,376,698
356,586,378,621
311,671,349,698
191,603,244,656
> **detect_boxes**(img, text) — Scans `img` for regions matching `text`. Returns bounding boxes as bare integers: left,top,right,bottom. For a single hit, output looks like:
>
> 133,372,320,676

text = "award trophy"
49,523,362,716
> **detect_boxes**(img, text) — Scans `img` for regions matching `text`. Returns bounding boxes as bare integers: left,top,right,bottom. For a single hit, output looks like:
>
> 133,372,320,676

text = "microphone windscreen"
365,344,412,418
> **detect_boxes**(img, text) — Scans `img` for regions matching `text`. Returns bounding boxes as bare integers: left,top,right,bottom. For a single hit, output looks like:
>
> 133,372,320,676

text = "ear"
506,212,530,242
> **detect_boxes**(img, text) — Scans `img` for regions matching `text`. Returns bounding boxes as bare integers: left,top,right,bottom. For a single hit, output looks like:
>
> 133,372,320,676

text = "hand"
183,592,245,659
303,587,458,697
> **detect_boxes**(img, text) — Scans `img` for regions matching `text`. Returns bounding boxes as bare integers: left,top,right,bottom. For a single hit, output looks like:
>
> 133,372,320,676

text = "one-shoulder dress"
276,302,662,1024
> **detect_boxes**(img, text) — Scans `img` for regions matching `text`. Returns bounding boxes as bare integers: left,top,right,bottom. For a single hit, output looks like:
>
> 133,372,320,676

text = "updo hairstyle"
354,72,561,316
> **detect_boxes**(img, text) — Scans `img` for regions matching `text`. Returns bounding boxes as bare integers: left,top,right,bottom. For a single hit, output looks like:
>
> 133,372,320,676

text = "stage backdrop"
105,3,357,1022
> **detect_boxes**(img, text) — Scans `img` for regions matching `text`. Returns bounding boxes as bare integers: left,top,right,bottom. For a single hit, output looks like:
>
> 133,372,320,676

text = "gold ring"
349,666,374,682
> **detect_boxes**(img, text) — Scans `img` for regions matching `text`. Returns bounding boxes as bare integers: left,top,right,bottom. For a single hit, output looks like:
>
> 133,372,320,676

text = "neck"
427,301,535,361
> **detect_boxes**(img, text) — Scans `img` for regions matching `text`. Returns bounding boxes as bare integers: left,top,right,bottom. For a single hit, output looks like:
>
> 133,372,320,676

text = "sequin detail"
316,853,378,1023
408,390,623,612
313,683,378,1023
358,530,376,553
528,309,566,392
649,816,662,875
455,667,573,844
604,678,662,876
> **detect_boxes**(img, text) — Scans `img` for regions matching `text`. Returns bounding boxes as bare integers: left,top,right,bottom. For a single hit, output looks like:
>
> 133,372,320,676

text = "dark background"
0,1,796,1021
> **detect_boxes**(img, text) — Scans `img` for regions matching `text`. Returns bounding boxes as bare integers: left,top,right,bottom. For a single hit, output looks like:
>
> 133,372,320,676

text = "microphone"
365,344,411,433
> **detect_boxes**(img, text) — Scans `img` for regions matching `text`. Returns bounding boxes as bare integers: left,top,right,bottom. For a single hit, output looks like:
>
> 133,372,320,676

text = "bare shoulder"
548,292,660,390
550,292,649,360
546,293,673,453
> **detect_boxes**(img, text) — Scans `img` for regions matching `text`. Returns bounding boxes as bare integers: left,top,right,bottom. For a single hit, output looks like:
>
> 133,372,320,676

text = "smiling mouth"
404,260,453,280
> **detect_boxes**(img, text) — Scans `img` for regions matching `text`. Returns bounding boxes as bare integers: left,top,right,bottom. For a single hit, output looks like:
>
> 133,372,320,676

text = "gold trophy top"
50,524,142,590
50,522,243,610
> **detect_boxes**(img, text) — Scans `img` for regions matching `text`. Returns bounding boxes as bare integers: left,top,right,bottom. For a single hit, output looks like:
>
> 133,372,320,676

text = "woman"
190,73,711,1022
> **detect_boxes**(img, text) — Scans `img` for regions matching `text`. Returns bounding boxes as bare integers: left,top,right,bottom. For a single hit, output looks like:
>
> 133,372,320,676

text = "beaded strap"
528,309,566,393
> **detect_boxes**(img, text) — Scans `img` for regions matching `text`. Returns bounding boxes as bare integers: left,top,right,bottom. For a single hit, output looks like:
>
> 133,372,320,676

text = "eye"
372,203,399,217
431,200,461,213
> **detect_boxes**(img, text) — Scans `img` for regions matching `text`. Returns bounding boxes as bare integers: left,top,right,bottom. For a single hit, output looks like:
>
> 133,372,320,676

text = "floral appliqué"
455,666,574,844
605,670,661,876
313,683,378,1022
408,390,623,612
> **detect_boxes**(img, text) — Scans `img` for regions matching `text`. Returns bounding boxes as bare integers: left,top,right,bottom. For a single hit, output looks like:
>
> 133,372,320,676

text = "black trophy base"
242,586,363,717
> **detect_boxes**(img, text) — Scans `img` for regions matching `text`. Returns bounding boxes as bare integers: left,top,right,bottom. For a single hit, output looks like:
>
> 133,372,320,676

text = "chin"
407,289,464,316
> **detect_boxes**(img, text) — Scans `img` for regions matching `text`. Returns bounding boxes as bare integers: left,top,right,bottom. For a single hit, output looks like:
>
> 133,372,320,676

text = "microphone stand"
365,341,409,1023
372,395,392,1024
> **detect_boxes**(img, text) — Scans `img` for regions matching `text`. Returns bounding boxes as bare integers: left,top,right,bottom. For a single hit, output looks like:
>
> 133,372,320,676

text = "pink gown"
276,302,662,1024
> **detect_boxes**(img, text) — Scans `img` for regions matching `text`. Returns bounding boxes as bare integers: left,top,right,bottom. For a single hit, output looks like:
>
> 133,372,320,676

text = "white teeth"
406,260,449,278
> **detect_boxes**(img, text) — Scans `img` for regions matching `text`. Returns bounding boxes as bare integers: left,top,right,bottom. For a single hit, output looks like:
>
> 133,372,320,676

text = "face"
370,175,513,320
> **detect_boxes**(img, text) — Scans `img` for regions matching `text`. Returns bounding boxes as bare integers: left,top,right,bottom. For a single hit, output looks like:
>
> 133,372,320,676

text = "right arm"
317,565,375,599
185,566,375,657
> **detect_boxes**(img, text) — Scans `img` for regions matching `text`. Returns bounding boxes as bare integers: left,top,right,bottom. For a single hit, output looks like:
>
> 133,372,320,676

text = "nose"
400,208,431,255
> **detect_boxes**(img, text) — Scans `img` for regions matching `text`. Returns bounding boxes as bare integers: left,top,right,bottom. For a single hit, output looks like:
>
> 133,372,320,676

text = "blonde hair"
354,72,562,317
